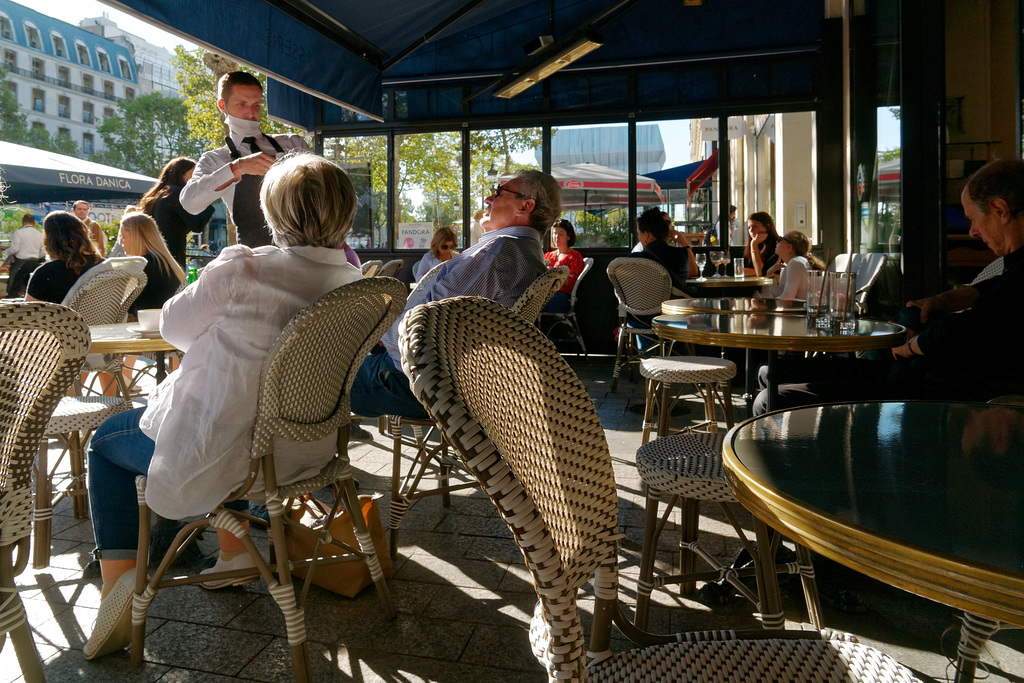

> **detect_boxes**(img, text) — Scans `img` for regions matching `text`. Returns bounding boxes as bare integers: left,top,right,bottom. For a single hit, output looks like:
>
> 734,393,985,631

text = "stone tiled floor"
3,356,1022,681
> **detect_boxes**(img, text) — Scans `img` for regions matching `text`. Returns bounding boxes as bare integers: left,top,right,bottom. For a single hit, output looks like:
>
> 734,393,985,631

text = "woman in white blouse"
759,230,825,300
83,152,365,660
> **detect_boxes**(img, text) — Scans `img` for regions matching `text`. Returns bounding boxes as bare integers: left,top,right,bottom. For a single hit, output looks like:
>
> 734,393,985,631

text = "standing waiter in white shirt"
4,214,45,298
180,71,309,248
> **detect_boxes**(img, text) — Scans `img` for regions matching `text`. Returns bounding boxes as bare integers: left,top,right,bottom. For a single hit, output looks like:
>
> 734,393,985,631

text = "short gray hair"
511,170,561,234
260,152,356,249
965,158,1024,218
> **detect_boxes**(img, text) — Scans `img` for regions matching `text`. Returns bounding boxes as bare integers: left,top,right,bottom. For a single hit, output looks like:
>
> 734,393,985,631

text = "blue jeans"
87,408,245,560
542,291,571,314
350,350,428,419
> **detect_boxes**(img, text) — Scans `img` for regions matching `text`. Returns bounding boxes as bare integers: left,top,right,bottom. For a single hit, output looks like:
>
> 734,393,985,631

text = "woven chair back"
0,304,89,564
360,260,383,278
400,296,620,676
377,259,404,278
64,269,147,326
411,261,446,294
607,257,672,317
570,257,595,307
511,267,569,323
249,277,408,460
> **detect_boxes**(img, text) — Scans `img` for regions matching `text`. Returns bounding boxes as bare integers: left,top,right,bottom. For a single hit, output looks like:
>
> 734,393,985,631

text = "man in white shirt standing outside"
73,200,107,257
4,214,45,298
181,71,309,248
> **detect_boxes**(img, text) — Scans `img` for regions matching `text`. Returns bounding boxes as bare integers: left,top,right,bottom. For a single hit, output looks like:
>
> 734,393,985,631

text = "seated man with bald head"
351,170,560,419
756,158,1024,413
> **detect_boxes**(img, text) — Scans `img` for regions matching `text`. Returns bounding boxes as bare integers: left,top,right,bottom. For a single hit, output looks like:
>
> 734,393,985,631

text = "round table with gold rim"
687,275,773,295
651,313,906,412
89,323,178,382
661,297,805,316
724,400,1024,682
660,299,807,410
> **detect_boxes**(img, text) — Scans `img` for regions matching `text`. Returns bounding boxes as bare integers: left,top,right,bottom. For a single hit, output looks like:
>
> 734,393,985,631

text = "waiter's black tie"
242,136,261,155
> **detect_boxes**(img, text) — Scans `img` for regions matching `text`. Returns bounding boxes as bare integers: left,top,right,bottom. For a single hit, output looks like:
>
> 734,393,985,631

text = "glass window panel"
548,122,633,248
322,134,387,250
469,126,542,247
395,131,462,250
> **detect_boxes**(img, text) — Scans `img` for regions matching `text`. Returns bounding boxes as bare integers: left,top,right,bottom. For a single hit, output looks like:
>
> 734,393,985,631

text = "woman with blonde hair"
118,211,185,313
82,152,365,660
758,230,825,300
414,226,458,281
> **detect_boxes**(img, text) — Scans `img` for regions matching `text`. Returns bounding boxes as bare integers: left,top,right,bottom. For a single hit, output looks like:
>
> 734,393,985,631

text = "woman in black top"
743,211,781,277
25,211,103,303
138,157,215,269
118,211,185,314
632,206,698,289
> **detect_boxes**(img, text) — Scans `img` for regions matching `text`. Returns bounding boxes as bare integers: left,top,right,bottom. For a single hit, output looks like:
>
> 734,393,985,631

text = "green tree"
0,68,28,142
50,128,79,157
468,128,543,210
93,93,204,176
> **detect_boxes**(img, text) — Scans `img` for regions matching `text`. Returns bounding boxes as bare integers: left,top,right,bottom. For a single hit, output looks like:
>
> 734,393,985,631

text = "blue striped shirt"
383,225,546,365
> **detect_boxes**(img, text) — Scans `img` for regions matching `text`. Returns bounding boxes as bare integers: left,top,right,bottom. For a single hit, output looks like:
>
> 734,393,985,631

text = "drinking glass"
828,271,856,333
694,252,707,278
733,257,745,278
710,251,725,276
805,270,826,319
718,254,731,277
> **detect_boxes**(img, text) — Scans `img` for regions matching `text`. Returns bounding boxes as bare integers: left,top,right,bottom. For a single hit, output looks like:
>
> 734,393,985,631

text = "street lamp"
485,164,499,206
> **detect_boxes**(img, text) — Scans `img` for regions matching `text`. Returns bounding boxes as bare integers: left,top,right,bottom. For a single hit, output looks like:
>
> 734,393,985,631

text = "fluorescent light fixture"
494,34,604,99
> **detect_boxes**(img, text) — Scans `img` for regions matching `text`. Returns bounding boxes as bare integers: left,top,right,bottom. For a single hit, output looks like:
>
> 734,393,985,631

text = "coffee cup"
137,309,161,333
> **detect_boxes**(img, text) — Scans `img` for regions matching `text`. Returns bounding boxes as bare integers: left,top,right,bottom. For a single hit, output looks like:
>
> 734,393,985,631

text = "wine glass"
694,252,707,278
710,251,725,276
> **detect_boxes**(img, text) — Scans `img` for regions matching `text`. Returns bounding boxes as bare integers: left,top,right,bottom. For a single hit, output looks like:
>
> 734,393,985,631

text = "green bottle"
187,261,198,283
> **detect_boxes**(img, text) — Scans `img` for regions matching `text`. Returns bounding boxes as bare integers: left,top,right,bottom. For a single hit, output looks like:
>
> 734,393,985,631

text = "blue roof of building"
0,0,137,83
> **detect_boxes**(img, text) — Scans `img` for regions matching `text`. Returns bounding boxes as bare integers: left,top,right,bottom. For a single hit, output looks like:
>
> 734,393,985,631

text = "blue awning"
101,0,824,127
646,160,707,190
103,0,384,120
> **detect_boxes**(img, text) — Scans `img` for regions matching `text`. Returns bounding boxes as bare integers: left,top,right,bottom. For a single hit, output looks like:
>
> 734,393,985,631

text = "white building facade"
0,0,140,156
78,13,177,98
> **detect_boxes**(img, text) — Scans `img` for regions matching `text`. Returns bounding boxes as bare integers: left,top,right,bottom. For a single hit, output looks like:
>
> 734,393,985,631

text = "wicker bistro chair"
361,260,383,278
377,259,404,278
0,303,91,682
410,261,445,294
540,256,593,355
33,267,146,568
639,356,736,444
826,253,887,315
607,257,674,391
64,265,147,400
382,267,568,558
633,432,823,631
398,297,921,683
510,266,569,324
129,278,406,681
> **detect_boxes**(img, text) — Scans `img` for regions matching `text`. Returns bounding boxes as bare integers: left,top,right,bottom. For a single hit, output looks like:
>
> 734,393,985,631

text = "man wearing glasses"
351,170,560,419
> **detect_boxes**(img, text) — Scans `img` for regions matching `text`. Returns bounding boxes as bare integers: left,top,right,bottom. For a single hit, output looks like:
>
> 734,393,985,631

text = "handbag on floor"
285,491,391,597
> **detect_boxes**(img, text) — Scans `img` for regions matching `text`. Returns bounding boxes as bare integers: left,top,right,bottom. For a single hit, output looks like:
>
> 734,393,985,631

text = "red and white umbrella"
504,162,664,210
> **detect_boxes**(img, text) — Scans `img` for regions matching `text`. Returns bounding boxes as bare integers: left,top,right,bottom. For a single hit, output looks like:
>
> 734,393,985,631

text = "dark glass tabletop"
728,401,1024,578
652,313,905,352
662,297,805,315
